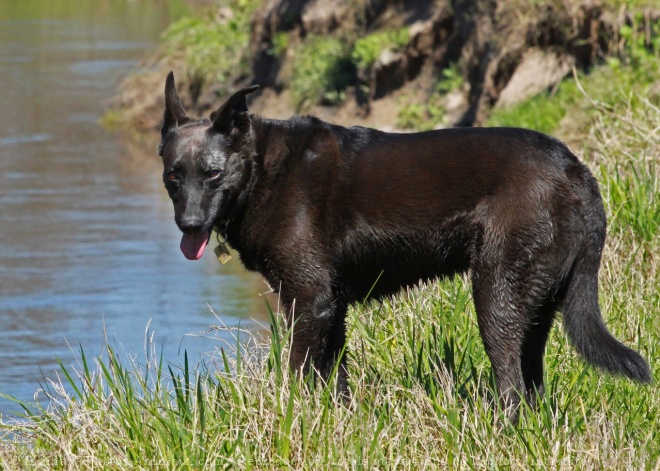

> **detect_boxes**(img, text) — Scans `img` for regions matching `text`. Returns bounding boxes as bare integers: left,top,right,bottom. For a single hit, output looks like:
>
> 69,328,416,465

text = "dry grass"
1,255,658,469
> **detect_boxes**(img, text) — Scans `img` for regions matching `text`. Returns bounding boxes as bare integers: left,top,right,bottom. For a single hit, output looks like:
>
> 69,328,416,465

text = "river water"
0,0,268,415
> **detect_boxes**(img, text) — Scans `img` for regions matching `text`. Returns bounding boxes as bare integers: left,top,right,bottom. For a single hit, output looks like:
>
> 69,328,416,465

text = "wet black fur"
158,73,651,421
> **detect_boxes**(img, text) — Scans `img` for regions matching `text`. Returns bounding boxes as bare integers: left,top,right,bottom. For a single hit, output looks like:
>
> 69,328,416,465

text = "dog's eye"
166,171,178,182
209,170,220,179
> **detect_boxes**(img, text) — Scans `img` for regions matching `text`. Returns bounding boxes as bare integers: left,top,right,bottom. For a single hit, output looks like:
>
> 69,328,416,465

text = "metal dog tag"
214,243,232,265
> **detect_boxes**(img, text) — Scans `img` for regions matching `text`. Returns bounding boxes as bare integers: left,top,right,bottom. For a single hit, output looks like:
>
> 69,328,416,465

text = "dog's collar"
214,221,231,240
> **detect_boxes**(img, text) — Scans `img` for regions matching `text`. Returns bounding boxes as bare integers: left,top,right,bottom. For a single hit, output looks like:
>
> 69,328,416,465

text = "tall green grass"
601,160,659,242
2,264,658,469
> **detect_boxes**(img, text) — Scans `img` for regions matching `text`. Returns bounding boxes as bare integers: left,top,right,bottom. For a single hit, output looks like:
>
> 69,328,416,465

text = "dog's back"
249,122,585,301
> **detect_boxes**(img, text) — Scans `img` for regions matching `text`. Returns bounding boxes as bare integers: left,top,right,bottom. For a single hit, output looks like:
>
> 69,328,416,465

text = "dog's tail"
562,167,651,383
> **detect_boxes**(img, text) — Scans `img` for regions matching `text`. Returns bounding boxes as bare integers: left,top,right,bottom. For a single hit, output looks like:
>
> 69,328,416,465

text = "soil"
111,0,660,132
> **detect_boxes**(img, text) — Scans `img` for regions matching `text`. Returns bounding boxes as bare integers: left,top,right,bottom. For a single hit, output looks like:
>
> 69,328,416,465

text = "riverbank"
2,0,659,468
105,0,660,134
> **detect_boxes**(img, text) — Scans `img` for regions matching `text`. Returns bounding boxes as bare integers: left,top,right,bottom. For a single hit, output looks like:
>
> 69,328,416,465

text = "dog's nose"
179,217,204,234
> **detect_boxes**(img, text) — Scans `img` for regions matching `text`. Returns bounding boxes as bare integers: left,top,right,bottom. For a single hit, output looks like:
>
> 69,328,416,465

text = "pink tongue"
180,231,210,260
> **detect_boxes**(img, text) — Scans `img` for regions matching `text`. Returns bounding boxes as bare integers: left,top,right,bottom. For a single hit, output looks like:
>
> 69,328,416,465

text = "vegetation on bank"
4,46,660,471
101,0,261,131
4,1,659,469
352,27,410,71
488,16,660,134
159,0,260,89
396,62,464,131
105,0,660,135
289,36,355,110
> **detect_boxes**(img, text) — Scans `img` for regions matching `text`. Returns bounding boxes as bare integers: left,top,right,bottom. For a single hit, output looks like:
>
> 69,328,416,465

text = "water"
0,0,268,415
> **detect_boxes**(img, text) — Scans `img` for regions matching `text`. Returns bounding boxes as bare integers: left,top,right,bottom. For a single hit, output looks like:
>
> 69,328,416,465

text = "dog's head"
158,72,259,260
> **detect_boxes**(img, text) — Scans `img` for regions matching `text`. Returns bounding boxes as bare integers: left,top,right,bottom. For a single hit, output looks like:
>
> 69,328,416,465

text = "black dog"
158,72,651,420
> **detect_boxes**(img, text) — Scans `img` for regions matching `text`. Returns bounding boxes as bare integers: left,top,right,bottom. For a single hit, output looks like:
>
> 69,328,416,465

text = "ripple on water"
0,134,51,146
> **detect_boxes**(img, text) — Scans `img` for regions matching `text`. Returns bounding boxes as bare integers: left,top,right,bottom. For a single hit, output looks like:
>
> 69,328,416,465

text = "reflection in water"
0,0,269,415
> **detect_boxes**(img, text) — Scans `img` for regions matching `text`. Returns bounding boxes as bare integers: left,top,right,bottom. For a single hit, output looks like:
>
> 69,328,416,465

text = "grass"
1,256,658,468
488,15,660,135
101,0,262,131
602,160,660,243
290,36,355,111
486,79,580,135
396,100,441,131
397,63,464,131
4,11,660,471
351,27,410,71
160,0,261,88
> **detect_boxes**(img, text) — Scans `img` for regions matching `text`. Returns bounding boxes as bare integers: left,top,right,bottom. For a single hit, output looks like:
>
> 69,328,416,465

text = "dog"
158,72,651,421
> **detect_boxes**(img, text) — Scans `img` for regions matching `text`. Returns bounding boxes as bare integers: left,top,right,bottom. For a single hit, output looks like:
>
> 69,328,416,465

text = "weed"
487,78,581,134
396,63,463,131
351,27,409,71
488,15,660,135
160,0,260,88
290,36,354,111
436,62,464,94
601,161,660,243
397,101,434,131
271,31,290,58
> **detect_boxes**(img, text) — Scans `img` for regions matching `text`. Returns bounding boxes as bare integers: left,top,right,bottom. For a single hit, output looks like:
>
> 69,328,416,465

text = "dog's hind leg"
520,304,556,407
471,264,527,423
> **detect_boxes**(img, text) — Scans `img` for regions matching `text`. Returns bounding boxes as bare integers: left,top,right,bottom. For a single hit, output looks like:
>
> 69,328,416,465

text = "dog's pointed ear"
161,71,189,140
210,85,260,135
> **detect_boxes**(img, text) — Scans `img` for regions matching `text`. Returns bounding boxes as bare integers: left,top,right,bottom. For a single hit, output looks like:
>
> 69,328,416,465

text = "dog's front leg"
286,292,350,401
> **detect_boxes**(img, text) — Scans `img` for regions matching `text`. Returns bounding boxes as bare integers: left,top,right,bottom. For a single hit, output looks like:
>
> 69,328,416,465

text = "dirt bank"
109,0,660,132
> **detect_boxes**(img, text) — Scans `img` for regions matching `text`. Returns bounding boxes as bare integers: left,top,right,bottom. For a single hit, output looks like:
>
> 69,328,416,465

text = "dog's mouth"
180,231,211,261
